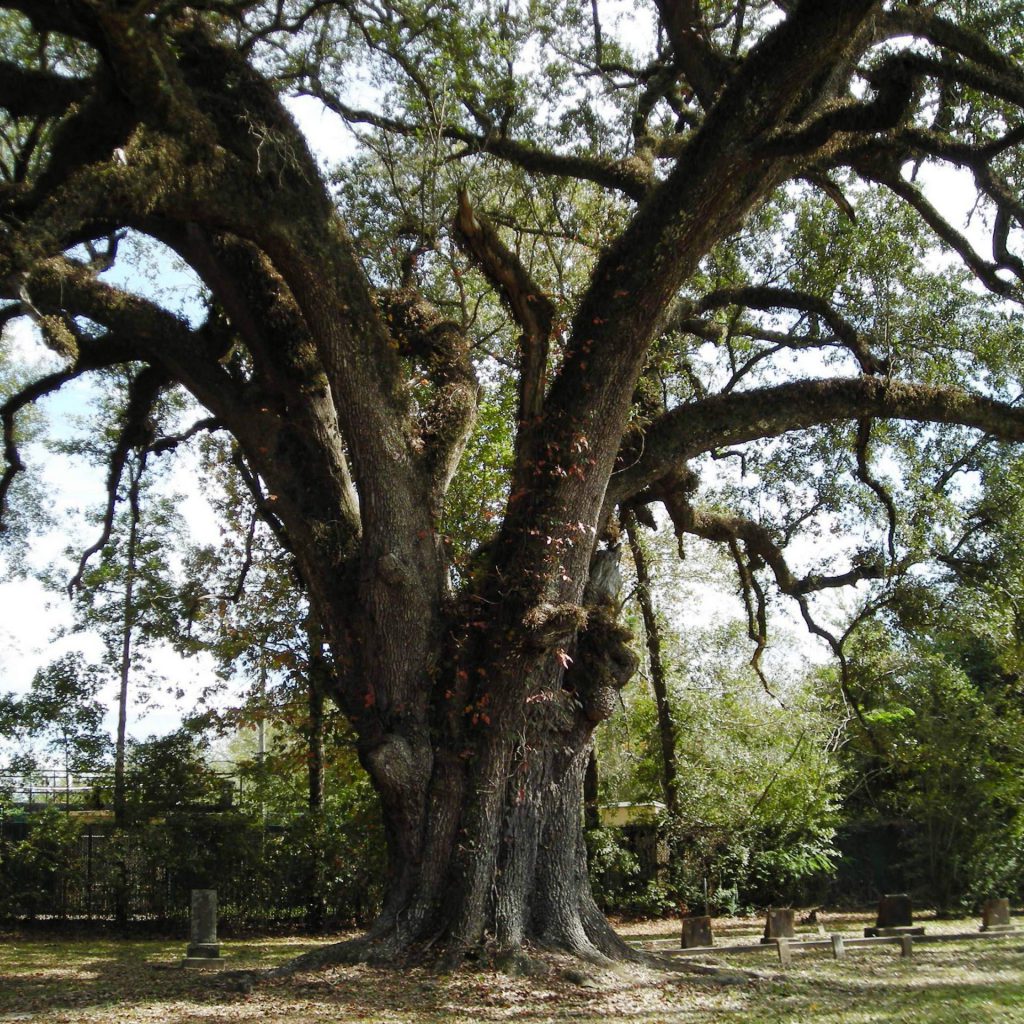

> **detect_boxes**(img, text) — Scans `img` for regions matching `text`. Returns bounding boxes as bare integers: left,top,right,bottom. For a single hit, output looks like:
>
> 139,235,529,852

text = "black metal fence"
0,768,242,813
0,802,384,930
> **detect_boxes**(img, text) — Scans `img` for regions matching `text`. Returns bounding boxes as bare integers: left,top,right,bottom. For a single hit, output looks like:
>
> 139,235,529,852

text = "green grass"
0,917,1022,1023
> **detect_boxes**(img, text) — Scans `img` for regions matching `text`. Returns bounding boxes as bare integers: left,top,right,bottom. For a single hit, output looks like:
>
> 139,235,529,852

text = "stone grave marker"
864,893,925,937
761,908,796,944
981,897,1014,933
184,888,222,965
878,893,913,927
681,915,713,949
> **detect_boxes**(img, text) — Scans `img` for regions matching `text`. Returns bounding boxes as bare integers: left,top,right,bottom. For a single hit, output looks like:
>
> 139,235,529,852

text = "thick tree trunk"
292,689,634,967
2,0,883,970
284,551,641,968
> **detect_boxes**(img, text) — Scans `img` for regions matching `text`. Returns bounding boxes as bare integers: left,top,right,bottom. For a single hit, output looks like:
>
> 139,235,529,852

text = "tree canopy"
4,0,1024,966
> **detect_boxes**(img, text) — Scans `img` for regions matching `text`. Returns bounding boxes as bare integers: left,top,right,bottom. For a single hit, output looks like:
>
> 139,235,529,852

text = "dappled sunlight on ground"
1,915,1022,1023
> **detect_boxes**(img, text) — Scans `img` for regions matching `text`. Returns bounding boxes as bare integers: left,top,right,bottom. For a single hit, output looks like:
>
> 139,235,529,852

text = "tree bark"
112,472,137,831
584,749,601,833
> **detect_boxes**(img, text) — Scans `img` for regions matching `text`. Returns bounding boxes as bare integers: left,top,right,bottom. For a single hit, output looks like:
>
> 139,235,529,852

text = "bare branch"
148,417,221,456
3,257,244,414
862,162,1022,299
697,286,887,374
303,82,653,201
231,446,290,553
229,509,260,604
728,536,781,702
626,462,892,753
653,481,890,600
0,367,77,525
589,0,603,66
885,48,1024,111
653,0,732,109
800,170,857,223
0,327,145,527
931,433,995,496
880,7,1024,80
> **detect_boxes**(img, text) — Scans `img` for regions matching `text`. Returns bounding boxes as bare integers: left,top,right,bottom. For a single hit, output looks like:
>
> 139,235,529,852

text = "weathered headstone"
681,915,713,949
761,907,796,943
830,934,846,960
864,893,925,937
899,934,914,958
184,889,221,964
775,937,792,967
878,893,913,928
980,897,1014,933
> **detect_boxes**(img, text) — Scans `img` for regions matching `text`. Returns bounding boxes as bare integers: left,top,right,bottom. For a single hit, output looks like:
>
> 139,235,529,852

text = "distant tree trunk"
305,615,328,933
113,458,143,929
113,461,142,829
584,748,601,832
624,512,680,818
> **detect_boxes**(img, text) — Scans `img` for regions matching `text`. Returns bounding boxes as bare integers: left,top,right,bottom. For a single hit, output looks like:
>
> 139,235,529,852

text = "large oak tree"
4,0,1024,964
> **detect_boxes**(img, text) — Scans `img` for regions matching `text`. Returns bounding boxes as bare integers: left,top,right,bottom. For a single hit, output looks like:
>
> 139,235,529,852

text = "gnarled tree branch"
0,60,90,118
302,81,653,201
696,285,887,374
609,376,1024,509
855,418,898,561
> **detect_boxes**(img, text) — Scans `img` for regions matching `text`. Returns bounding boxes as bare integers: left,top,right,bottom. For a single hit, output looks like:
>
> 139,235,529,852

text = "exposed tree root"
648,953,764,985
213,928,760,997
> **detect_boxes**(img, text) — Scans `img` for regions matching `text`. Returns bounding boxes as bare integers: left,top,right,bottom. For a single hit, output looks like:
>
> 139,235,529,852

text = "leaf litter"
1,916,1023,1023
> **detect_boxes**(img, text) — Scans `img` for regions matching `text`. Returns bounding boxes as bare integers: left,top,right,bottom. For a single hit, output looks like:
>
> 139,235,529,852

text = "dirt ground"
1,912,1022,1023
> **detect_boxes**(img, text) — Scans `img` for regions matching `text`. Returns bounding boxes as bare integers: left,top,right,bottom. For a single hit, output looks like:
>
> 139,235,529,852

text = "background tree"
832,443,1024,909
174,429,349,926
30,367,188,829
594,589,842,917
4,0,1024,966
2,652,110,783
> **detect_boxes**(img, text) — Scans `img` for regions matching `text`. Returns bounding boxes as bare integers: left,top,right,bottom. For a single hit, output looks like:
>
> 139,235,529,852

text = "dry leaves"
1,915,1022,1024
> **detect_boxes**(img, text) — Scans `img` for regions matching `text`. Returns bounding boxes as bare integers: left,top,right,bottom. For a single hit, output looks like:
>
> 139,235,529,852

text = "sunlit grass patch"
0,922,1021,1023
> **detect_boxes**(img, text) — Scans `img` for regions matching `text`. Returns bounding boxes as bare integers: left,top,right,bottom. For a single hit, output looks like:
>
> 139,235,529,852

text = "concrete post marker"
184,888,222,966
